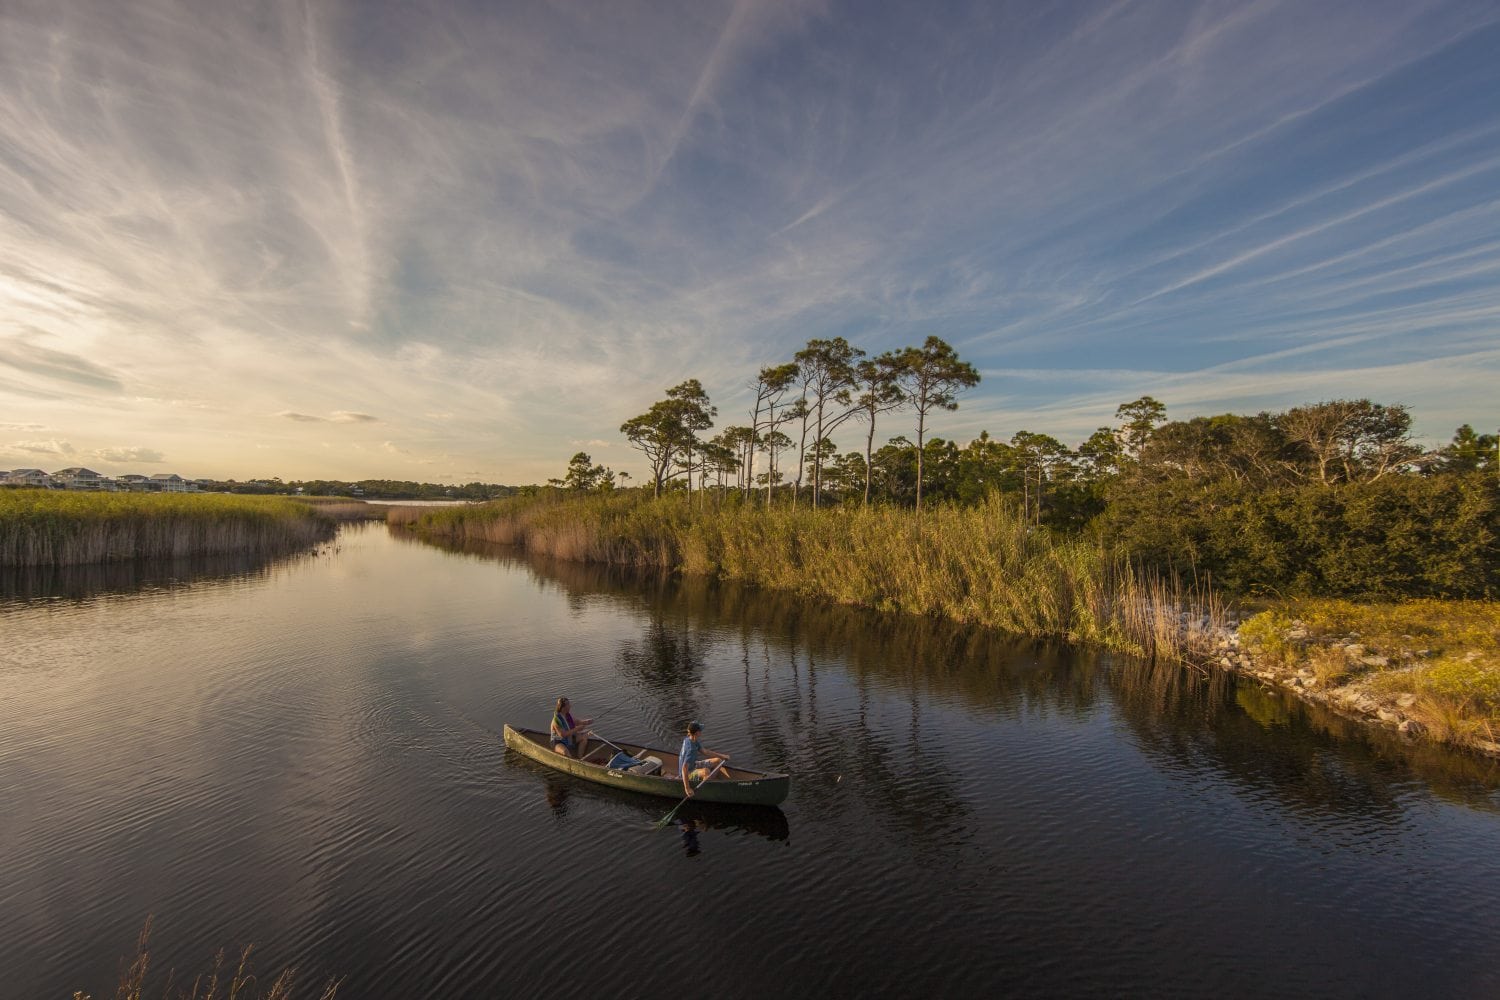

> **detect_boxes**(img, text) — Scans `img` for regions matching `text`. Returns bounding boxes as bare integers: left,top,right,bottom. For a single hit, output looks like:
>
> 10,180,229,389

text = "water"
3,524,1498,998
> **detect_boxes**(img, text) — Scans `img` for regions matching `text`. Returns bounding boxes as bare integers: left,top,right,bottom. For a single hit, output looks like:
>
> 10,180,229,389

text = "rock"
1360,655,1390,668
1397,694,1417,709
1345,644,1365,659
1399,719,1426,737
1377,708,1400,723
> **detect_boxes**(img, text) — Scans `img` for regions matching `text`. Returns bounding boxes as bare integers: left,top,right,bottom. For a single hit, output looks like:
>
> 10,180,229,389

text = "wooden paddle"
654,759,727,829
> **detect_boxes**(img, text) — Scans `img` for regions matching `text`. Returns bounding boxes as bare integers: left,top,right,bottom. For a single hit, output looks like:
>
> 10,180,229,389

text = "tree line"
557,347,1496,597
208,478,517,500
616,335,980,511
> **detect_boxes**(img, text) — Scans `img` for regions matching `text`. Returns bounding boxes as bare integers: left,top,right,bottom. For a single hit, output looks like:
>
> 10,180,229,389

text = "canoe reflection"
528,762,789,843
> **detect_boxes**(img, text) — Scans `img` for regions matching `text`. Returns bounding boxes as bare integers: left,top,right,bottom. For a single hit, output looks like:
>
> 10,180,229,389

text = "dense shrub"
1103,473,1498,598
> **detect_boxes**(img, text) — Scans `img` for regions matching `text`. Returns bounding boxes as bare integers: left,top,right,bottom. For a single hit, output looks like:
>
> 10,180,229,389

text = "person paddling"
679,720,728,797
550,697,593,759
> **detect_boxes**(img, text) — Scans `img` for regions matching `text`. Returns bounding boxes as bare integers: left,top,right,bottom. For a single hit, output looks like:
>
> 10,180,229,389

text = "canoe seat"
636,756,662,776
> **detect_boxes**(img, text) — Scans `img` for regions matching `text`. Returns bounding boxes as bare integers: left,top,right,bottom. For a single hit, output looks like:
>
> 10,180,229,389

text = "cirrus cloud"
92,446,166,463
277,410,380,423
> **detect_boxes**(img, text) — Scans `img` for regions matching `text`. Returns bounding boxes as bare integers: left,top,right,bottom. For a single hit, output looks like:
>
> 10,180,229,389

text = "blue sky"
1,0,1497,482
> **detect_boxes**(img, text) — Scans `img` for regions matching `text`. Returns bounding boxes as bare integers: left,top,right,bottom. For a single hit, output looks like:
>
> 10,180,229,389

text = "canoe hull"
503,725,790,807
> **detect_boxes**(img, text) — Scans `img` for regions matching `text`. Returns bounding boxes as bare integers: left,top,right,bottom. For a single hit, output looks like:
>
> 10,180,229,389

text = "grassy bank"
1239,599,1500,753
0,490,336,566
394,491,1224,660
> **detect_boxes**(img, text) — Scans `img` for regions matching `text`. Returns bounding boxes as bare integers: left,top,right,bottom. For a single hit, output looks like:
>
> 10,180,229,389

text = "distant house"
149,473,195,493
53,467,110,490
4,468,54,488
116,474,152,491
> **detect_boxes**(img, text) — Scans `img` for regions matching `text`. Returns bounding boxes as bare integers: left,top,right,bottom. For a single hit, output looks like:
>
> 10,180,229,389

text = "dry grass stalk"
395,492,1230,661
71,919,338,1000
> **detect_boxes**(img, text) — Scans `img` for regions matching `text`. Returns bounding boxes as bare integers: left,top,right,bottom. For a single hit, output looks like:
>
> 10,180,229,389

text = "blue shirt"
680,735,703,773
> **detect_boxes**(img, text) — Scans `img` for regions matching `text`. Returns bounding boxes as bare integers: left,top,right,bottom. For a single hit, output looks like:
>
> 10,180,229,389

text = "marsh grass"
396,492,1227,660
291,499,392,521
0,490,335,566
73,918,338,1000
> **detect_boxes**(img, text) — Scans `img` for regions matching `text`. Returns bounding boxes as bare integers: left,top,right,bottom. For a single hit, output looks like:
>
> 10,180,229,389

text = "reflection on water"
5,524,1499,1000
417,530,1500,822
529,764,790,843
0,546,327,604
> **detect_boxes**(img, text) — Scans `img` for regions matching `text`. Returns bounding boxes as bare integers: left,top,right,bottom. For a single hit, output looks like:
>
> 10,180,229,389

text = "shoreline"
1202,610,1500,760
395,497,1498,761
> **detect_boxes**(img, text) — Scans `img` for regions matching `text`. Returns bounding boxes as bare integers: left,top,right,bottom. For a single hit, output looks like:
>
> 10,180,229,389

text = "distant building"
53,467,110,490
149,473,195,493
116,474,152,491
4,468,54,488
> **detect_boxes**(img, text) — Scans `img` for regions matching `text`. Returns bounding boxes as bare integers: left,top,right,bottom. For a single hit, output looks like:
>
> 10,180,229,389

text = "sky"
2,0,1498,484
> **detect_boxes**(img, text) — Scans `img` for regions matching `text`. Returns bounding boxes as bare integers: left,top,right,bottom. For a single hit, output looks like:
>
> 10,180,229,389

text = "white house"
53,467,110,490
4,468,54,488
149,473,195,493
116,474,152,491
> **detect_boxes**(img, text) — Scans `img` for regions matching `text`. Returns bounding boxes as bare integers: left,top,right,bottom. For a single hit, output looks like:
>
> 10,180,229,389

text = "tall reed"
73,918,338,1000
396,492,1227,661
0,490,336,566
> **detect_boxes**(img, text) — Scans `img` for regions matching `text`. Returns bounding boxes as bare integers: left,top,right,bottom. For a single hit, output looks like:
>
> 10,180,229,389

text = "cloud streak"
1,0,1496,482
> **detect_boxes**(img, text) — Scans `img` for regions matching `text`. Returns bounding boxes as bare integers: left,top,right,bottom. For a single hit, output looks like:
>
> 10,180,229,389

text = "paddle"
654,759,727,829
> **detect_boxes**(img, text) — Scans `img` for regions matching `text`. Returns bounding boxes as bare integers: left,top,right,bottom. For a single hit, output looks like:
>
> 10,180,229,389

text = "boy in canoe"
550,697,593,758
679,720,729,797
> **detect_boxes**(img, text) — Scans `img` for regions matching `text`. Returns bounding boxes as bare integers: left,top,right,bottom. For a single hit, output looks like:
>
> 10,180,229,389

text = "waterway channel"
3,523,1498,997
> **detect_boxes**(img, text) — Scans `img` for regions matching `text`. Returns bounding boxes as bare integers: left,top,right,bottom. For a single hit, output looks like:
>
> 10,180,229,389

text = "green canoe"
503,725,791,807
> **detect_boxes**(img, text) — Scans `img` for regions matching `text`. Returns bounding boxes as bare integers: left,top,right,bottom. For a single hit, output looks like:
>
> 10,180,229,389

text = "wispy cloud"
7,439,75,457
0,0,1496,481
93,446,166,463
276,409,379,424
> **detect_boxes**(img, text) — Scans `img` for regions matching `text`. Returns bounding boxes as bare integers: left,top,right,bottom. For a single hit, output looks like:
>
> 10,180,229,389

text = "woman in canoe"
679,720,729,797
550,697,593,758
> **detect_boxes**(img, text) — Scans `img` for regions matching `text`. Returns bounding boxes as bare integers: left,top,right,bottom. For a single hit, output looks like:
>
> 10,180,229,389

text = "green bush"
1104,473,1498,598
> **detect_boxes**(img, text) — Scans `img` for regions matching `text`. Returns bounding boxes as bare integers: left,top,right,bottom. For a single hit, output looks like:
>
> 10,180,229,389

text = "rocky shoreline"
1196,615,1500,760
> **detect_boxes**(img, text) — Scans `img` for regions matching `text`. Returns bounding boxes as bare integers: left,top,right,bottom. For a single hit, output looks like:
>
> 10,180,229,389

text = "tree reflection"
0,549,318,604
1110,654,1500,818
413,531,1500,820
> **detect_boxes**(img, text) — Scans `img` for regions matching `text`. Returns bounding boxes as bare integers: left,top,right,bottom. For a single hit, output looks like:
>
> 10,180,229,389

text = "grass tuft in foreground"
73,918,338,1000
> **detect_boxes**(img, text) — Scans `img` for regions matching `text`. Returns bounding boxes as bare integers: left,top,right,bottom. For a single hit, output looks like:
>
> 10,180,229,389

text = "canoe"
502,725,791,806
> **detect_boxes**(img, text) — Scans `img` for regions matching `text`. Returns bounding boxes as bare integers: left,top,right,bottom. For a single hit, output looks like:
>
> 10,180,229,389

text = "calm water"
3,524,1499,998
